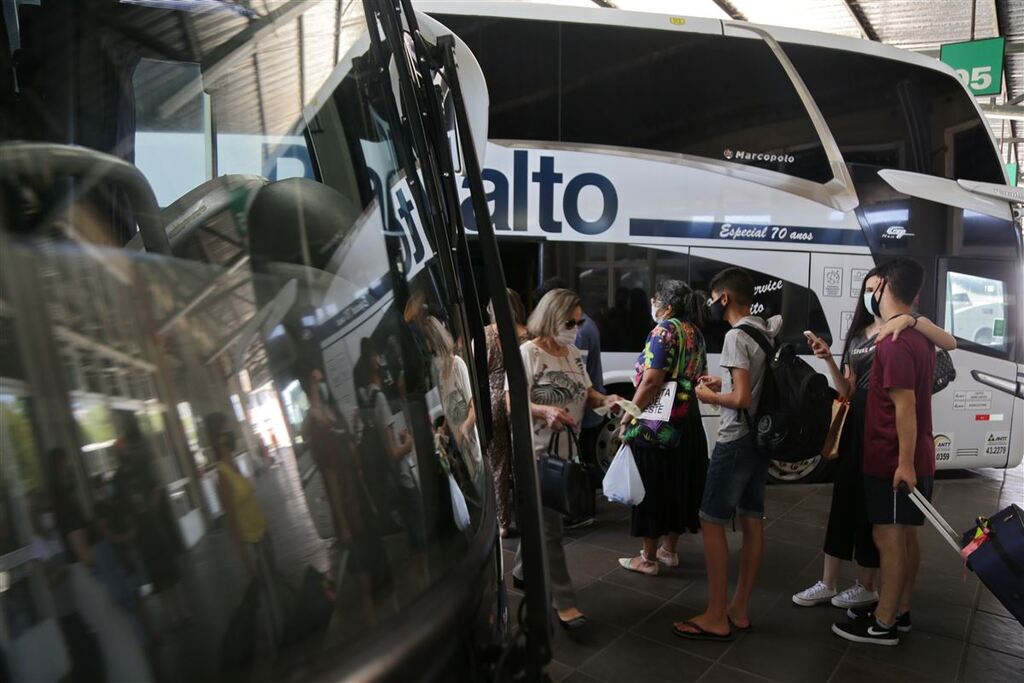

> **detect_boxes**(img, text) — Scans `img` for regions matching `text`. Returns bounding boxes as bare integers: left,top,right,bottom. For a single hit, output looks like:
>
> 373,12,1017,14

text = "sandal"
656,546,679,567
728,616,753,633
672,620,733,642
618,551,659,576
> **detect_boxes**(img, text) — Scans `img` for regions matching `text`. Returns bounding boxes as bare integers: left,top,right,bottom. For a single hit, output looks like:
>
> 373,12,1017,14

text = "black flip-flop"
672,620,733,642
728,616,753,633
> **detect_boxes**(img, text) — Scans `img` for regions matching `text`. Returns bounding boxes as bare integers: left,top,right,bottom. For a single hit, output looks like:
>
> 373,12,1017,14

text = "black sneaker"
563,516,595,530
846,605,911,633
846,604,877,621
832,618,900,646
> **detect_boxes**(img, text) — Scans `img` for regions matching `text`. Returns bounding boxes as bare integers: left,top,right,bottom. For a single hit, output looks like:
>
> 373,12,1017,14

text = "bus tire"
768,455,835,484
593,383,634,474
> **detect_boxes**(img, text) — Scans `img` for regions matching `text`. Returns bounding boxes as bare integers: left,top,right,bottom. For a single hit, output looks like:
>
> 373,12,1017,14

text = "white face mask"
556,328,577,347
651,304,662,323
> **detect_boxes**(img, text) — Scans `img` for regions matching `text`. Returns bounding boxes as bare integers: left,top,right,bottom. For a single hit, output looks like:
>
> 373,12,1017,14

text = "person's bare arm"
891,388,918,490
877,314,956,351
632,368,666,412
809,336,853,398
697,367,752,409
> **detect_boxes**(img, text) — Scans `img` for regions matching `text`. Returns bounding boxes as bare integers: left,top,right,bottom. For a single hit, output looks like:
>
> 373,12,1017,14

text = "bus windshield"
0,1,509,680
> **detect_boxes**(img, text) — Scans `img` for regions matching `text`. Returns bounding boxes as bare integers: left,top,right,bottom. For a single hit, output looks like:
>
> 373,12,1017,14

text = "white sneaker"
792,581,837,607
832,581,879,609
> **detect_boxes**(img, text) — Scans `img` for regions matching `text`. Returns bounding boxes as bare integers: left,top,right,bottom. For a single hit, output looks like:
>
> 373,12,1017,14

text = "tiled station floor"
504,465,1023,683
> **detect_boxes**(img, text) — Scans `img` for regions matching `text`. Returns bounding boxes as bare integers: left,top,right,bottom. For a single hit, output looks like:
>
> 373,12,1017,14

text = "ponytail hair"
654,279,709,330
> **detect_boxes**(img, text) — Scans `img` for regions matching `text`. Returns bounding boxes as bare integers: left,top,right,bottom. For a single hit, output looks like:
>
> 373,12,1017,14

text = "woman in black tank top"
791,269,956,610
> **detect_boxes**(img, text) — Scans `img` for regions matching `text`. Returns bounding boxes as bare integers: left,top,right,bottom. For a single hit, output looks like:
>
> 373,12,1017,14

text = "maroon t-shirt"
862,328,936,479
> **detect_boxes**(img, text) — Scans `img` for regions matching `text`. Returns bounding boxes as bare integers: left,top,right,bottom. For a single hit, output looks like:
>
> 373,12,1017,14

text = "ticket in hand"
594,399,642,419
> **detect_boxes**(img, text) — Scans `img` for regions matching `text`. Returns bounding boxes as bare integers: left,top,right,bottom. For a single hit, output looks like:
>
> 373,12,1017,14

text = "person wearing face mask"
507,288,621,632
793,269,955,613
675,267,782,642
832,258,945,646
617,280,710,576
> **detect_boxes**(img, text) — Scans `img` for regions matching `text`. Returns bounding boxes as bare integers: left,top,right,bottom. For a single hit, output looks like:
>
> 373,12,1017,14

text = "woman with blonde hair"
508,288,621,632
484,288,530,537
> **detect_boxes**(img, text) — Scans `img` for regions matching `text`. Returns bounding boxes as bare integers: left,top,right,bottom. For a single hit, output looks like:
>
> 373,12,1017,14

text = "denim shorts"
700,433,770,525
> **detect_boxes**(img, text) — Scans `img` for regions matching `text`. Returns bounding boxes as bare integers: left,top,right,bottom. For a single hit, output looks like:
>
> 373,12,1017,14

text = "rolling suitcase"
905,485,1024,625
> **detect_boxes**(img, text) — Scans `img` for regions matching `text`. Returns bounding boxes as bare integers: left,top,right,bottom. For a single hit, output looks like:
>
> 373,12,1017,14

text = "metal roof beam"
589,1,617,8
913,40,1024,58
841,0,880,42
712,0,746,21
158,0,308,119
156,254,250,335
981,103,1024,121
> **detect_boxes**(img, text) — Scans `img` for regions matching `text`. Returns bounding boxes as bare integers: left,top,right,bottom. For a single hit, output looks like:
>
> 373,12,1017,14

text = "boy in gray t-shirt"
716,314,783,443
672,267,782,643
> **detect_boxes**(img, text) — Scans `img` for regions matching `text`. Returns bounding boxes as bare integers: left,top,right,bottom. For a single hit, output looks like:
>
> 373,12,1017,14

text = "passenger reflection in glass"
300,368,382,622
112,416,190,626
206,412,284,650
355,340,428,588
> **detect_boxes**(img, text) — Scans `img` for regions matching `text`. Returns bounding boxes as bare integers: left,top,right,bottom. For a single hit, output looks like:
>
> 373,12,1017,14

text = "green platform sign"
940,37,1005,96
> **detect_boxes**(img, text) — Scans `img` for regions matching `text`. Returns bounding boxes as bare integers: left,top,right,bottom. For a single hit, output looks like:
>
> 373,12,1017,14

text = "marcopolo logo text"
723,148,796,164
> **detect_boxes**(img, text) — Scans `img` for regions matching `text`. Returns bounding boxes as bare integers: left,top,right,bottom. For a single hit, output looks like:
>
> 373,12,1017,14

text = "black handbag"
536,430,586,516
933,349,956,394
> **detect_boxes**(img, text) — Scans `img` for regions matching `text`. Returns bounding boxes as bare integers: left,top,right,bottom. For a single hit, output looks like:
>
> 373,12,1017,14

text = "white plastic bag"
602,443,646,506
448,473,471,530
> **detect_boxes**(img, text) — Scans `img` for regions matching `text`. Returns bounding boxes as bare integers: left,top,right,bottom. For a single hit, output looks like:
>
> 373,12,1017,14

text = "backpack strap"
736,324,776,360
734,324,775,434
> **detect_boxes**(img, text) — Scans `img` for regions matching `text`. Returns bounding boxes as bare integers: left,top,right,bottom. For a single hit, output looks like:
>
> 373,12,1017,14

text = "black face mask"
221,431,237,452
866,280,886,318
708,296,727,325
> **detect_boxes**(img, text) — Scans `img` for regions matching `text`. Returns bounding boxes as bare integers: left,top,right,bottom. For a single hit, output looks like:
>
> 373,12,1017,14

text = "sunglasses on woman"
562,318,586,330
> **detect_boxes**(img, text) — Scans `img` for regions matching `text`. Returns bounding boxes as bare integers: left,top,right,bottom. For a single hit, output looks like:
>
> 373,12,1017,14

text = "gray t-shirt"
717,315,783,444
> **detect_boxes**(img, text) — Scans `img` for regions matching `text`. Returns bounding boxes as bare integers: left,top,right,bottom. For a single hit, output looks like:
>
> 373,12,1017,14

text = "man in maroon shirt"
833,258,936,647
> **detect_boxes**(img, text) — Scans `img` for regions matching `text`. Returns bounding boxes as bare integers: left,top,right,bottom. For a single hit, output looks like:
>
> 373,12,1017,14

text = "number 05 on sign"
940,37,1005,97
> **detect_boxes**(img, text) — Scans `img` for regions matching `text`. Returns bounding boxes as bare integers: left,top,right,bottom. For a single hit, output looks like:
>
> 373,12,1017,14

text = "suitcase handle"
897,482,963,554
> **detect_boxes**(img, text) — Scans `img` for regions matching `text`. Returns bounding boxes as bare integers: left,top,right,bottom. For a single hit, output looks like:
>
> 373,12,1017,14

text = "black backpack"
738,325,834,462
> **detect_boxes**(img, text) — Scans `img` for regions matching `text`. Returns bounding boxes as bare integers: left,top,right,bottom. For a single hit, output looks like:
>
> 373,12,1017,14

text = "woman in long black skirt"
617,280,709,576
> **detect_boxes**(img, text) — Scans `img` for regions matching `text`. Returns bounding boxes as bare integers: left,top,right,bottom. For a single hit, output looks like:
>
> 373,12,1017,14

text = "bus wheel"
768,455,833,484
594,417,621,475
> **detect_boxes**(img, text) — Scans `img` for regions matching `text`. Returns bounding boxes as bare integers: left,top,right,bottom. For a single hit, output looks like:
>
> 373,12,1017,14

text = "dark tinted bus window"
434,15,832,183
689,256,832,353
782,43,1005,184
563,244,689,353
560,26,831,182
433,15,559,141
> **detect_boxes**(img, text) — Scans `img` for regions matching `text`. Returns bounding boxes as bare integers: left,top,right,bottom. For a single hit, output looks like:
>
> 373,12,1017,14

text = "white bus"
421,1,1024,482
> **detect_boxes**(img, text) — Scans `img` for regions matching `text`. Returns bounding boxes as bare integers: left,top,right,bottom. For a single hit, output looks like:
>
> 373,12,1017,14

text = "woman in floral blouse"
618,280,710,576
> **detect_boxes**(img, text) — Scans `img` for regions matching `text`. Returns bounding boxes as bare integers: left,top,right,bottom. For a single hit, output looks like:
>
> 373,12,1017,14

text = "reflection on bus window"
946,271,1008,351
134,60,209,207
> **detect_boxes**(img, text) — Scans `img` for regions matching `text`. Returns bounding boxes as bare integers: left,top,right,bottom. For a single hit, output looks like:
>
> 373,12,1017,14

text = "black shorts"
863,475,934,526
